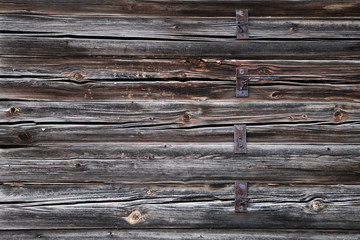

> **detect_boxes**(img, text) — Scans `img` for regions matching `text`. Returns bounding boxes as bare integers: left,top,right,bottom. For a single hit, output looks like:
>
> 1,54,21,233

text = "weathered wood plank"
1,123,360,145
2,59,360,80
1,0,359,17
0,144,359,184
0,183,359,229
1,79,359,102
1,229,360,239
1,101,358,125
1,60,360,102
1,36,360,60
2,15,360,40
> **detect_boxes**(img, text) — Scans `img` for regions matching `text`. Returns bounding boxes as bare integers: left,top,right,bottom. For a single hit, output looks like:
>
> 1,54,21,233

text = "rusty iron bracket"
236,10,249,39
234,124,247,153
236,68,248,97
235,182,248,213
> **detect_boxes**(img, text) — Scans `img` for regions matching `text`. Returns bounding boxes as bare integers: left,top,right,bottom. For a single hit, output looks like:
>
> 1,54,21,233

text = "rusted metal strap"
235,182,249,213
236,68,248,97
234,124,247,153
236,10,249,39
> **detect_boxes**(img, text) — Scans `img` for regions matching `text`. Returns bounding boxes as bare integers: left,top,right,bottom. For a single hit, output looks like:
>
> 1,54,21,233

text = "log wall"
1,0,360,238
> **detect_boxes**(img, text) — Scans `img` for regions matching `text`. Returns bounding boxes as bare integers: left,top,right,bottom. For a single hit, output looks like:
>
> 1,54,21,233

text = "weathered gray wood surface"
1,36,360,60
2,60,360,80
1,79,359,102
2,123,360,146
0,183,359,229
1,144,359,184
1,101,358,124
1,0,359,17
2,229,360,240
1,0,360,235
2,15,360,40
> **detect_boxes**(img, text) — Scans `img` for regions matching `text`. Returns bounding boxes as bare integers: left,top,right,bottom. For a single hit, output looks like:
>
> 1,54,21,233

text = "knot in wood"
125,210,142,225
311,199,324,211
182,112,191,122
18,132,32,142
258,67,273,75
172,25,181,30
75,163,84,168
333,109,347,122
73,72,85,81
271,91,280,99
9,106,20,115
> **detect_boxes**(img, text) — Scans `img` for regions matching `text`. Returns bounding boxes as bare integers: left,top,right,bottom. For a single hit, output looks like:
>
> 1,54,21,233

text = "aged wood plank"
1,0,359,17
1,79,360,102
0,183,359,229
1,60,359,102
1,123,360,145
1,36,360,60
1,229,360,239
0,144,359,184
2,15,360,40
1,101,358,125
2,59,360,80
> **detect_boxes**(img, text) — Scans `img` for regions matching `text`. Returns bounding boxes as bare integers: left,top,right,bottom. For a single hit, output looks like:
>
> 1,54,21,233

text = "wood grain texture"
1,0,359,17
2,59,360,79
2,122,360,146
1,229,360,240
2,15,360,40
0,183,359,229
1,60,359,102
1,79,359,103
1,0,360,234
0,144,359,184
1,36,360,60
1,101,358,124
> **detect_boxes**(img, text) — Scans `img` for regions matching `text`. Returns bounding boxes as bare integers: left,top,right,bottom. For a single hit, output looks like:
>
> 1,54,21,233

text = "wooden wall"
1,0,360,238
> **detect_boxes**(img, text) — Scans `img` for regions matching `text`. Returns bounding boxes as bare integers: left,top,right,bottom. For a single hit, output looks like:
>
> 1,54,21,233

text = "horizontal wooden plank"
0,144,359,184
2,229,360,239
1,36,360,60
1,79,359,103
0,183,359,229
1,122,360,145
1,0,359,17
2,59,360,80
1,60,359,102
1,101,359,125
2,15,360,40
